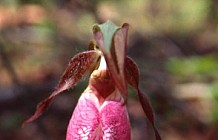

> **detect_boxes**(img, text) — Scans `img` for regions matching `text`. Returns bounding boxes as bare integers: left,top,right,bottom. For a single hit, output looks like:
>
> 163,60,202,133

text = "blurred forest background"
0,0,218,140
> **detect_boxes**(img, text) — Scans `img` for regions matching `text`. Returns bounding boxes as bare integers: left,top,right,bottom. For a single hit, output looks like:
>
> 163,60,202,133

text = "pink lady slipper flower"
67,56,131,139
22,21,161,140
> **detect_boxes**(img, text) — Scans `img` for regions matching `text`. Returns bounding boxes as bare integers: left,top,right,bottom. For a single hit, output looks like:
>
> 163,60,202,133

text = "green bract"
93,21,120,52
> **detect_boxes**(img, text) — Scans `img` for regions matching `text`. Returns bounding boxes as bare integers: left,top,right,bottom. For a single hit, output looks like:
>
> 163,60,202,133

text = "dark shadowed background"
0,0,218,140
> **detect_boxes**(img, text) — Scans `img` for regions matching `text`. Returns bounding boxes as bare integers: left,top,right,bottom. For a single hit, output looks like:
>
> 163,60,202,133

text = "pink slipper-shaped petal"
66,88,131,140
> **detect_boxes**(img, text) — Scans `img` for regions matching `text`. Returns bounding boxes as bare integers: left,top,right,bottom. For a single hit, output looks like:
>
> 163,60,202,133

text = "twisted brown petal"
22,50,100,127
125,56,161,140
